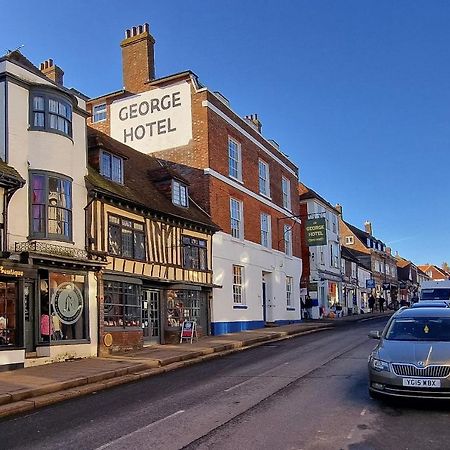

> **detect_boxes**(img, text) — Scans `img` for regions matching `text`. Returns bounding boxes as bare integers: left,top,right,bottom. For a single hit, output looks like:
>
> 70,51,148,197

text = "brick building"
87,23,302,333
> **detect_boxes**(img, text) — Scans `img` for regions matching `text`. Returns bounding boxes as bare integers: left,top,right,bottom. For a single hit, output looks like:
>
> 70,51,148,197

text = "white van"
419,280,450,301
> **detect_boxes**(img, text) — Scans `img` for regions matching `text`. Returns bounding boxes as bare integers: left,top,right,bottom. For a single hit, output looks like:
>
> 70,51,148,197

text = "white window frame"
345,236,354,245
281,176,291,210
93,103,107,123
258,159,270,197
228,137,242,181
172,180,189,207
260,213,271,248
100,150,123,184
284,224,292,256
232,265,244,304
286,276,293,307
230,198,243,239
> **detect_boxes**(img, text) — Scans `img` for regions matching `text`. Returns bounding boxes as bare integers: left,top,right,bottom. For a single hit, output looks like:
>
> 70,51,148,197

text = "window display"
104,281,141,328
0,282,18,346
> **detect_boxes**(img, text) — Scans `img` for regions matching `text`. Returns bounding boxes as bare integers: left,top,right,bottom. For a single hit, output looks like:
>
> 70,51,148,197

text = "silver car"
368,307,450,399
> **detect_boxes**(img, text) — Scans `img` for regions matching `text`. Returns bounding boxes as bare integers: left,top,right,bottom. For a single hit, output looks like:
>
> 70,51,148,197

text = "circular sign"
103,333,113,347
52,282,84,325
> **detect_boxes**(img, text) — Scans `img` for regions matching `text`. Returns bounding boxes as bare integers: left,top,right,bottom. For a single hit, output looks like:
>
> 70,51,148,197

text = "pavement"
0,311,392,419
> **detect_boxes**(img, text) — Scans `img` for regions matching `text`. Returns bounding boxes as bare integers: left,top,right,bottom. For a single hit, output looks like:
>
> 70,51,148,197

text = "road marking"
95,410,185,450
360,407,367,416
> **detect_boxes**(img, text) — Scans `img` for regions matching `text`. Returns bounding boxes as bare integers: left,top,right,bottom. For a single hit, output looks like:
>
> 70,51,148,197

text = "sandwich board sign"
180,320,198,344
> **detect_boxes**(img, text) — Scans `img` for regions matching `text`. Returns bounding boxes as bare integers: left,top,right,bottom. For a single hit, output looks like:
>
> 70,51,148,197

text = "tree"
442,262,450,273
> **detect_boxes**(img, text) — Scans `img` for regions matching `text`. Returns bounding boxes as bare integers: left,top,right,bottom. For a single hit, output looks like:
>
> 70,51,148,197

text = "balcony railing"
15,241,90,260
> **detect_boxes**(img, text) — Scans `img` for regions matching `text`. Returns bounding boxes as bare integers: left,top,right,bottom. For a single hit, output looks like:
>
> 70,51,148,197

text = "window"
232,265,244,304
230,198,243,239
260,213,271,248
39,272,88,342
332,214,337,233
282,176,291,210
284,224,292,256
366,238,371,248
104,281,141,328
172,180,188,207
286,276,293,307
258,160,270,196
228,138,242,180
101,151,123,183
182,236,208,271
30,91,72,137
92,103,107,123
330,242,339,268
30,172,72,240
320,249,324,264
345,236,354,245
108,215,146,261
0,282,18,347
166,290,206,329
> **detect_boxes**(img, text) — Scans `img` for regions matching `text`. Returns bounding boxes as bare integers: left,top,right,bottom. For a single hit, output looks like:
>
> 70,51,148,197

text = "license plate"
402,378,441,388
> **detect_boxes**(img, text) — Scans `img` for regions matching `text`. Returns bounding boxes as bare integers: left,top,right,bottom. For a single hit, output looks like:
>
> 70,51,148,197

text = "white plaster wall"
0,349,24,366
0,80,5,161
5,80,87,250
211,232,302,324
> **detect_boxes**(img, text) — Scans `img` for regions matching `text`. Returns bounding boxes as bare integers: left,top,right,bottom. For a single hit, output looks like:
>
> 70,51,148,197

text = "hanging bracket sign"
305,218,327,246
180,320,198,344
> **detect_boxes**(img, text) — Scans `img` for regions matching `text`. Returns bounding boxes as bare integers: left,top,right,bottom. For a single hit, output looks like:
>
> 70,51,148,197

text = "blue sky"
2,0,449,265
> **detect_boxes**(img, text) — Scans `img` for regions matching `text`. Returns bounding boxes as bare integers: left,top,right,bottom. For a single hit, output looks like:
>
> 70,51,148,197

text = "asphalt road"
1,318,450,450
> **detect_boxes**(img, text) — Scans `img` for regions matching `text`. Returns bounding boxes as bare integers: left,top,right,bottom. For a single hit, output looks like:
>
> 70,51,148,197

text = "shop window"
0,282,18,347
30,172,72,241
104,281,141,328
166,290,206,331
108,215,146,261
182,236,208,271
30,91,73,138
39,272,88,343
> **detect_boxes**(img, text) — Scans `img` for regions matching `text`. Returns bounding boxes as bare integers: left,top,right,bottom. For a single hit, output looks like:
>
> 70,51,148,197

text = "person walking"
379,296,385,312
368,294,376,313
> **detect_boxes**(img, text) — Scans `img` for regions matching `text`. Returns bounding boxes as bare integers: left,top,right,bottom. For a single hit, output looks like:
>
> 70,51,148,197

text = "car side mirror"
368,330,381,339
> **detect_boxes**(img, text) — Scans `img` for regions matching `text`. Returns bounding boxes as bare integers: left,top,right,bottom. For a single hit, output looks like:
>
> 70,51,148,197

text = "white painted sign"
110,81,192,154
0,81,5,161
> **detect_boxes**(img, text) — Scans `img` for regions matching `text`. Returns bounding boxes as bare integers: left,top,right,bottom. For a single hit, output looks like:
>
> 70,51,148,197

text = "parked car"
368,307,450,399
411,301,449,309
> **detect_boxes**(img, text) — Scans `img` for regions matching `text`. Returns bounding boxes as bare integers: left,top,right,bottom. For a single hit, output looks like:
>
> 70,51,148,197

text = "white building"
0,51,102,370
299,184,343,319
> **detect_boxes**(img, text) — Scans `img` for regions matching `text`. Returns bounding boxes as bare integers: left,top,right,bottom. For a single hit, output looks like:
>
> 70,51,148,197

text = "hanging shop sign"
305,218,327,246
383,283,391,290
52,282,84,325
366,279,376,289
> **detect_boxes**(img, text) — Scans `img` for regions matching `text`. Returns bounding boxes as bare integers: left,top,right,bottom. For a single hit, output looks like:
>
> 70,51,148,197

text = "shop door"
24,282,35,353
142,290,160,344
262,275,267,323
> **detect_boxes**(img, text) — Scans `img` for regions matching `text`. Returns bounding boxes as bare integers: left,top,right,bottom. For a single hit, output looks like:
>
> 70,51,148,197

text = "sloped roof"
0,160,25,188
298,183,340,214
396,256,411,269
86,128,219,231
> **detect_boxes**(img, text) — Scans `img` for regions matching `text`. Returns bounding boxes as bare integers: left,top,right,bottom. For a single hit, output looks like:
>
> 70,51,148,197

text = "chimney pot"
132,26,137,36
335,204,342,216
364,220,373,236
39,58,64,85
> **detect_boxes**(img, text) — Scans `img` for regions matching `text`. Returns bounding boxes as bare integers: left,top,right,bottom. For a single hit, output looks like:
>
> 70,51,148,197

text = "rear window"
386,317,450,341
421,288,450,301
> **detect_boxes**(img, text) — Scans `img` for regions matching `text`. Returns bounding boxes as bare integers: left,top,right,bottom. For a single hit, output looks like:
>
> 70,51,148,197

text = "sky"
2,0,449,266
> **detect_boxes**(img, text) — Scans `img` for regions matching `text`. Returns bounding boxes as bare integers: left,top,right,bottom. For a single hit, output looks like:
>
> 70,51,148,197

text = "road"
1,318,450,450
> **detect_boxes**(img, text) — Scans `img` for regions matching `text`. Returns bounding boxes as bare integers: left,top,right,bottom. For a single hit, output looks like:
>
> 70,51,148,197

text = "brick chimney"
364,220,373,236
244,114,262,133
335,204,342,217
40,59,64,85
121,23,155,93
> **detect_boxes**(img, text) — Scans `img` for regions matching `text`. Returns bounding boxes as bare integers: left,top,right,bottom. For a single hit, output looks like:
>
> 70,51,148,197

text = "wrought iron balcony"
15,241,90,260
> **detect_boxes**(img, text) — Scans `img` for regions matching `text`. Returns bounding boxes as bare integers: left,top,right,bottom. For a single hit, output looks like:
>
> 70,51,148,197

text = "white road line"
95,410,185,450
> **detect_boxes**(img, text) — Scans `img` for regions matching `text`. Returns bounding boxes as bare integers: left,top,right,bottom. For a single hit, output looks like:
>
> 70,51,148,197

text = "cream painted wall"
5,77,88,250
211,231,302,325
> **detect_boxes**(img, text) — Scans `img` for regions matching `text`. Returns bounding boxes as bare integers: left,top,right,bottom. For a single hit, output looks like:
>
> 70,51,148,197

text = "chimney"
386,247,392,255
335,204,342,216
244,114,262,133
39,59,64,85
364,220,372,236
121,23,155,93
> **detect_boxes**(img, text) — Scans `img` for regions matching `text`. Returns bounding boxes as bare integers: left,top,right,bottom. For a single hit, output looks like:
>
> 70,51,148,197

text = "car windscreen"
385,317,450,341
420,289,450,300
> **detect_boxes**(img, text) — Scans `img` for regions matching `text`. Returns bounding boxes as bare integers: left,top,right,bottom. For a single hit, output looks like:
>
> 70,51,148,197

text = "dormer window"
172,180,188,207
100,151,123,183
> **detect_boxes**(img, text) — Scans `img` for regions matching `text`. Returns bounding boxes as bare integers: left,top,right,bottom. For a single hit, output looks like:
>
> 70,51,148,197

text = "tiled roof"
0,160,25,187
298,182,340,214
86,128,219,231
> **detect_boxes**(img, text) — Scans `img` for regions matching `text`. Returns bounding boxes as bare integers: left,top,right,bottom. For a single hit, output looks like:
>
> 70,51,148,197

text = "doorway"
262,272,269,323
142,289,160,344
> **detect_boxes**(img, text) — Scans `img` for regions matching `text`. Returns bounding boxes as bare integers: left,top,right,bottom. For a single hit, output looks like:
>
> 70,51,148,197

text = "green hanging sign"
306,218,327,246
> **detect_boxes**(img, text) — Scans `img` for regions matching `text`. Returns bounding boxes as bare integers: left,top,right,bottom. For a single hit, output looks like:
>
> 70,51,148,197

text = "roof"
396,256,411,269
342,246,372,270
0,50,44,79
298,183,340,214
396,307,450,319
0,160,26,188
86,128,219,231
418,264,450,279
341,246,359,263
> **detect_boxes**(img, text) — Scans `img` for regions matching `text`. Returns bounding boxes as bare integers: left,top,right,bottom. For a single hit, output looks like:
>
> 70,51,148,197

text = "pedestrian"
368,294,376,313
379,296,385,312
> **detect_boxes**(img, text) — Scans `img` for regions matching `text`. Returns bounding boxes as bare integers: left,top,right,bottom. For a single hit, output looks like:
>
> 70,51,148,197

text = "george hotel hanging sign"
305,218,327,246
110,81,193,154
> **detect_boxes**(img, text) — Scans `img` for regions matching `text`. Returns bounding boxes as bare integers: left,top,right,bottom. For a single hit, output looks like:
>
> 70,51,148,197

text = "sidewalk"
0,311,391,419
